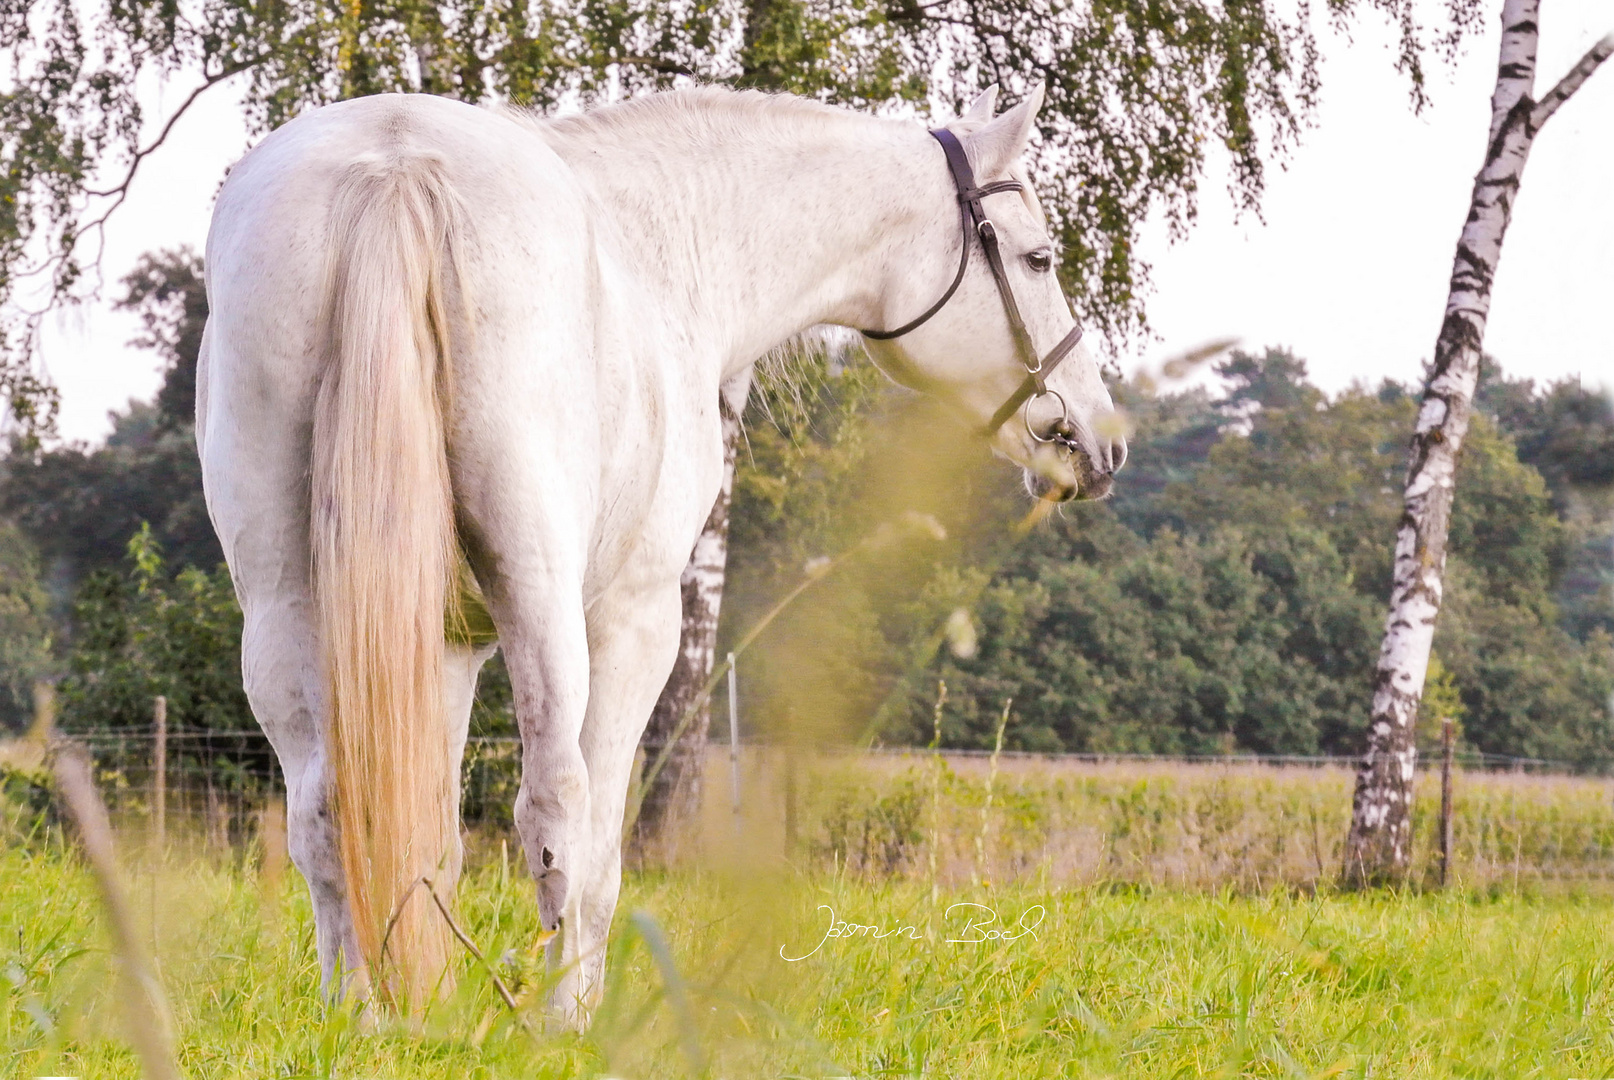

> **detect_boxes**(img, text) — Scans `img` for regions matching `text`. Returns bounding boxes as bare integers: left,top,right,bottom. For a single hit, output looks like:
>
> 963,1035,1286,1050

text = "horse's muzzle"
1024,432,1124,502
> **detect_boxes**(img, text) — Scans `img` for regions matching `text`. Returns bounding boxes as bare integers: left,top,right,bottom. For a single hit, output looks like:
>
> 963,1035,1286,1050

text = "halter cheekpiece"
860,127,1085,450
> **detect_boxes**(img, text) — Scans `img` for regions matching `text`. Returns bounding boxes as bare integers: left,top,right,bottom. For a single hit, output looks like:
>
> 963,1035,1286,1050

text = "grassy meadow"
9,758,1614,1078
686,751,1614,892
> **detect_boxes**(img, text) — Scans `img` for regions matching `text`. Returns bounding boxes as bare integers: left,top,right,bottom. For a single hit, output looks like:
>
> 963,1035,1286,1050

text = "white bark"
631,399,744,855
1343,1,1613,886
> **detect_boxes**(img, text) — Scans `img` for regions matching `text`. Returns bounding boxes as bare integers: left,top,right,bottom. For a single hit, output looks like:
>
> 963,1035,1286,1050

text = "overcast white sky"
35,0,1614,444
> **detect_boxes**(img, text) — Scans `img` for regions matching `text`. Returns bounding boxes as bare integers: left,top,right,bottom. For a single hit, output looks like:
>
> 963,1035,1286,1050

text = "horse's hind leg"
238,590,366,997
458,524,594,1004
202,365,369,997
454,485,601,1022
236,571,491,998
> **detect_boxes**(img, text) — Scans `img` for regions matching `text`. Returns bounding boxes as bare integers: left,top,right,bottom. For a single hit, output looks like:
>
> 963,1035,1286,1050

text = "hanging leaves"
0,0,1481,439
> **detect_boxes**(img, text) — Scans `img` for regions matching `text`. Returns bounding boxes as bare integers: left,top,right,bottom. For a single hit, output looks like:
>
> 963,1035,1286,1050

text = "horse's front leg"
440,641,498,893
569,575,686,1016
488,573,595,1017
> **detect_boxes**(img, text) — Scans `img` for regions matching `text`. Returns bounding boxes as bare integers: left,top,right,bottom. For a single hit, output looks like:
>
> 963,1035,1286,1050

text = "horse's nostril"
1111,438,1128,473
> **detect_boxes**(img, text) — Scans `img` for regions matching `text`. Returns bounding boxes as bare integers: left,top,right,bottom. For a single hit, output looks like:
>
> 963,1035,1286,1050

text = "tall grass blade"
629,909,705,1072
975,698,1012,886
51,743,184,1080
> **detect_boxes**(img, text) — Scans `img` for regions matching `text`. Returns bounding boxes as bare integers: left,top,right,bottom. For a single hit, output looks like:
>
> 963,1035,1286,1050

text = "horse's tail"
311,153,466,1007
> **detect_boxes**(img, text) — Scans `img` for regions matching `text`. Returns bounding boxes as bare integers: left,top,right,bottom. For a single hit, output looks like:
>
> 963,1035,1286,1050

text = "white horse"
198,83,1123,1021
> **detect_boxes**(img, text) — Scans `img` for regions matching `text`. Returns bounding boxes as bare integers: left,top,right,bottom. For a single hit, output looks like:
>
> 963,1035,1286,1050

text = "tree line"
1,252,1608,773
710,344,1613,767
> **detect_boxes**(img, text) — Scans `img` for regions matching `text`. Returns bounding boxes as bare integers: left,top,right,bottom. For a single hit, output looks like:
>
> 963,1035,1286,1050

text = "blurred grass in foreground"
10,822,1614,1079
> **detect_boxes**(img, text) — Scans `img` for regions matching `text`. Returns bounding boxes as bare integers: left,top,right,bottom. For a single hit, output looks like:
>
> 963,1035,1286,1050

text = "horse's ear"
963,82,1044,178
960,86,998,126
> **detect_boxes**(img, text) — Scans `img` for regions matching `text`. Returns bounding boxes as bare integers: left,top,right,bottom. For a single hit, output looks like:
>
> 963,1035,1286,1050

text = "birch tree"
1342,1,1613,888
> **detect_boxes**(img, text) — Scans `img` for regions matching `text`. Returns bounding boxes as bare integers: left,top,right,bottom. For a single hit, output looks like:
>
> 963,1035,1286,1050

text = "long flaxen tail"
311,153,466,1007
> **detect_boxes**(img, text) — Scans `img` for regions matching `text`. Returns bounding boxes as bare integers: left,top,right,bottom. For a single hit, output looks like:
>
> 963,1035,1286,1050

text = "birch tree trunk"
1342,1,1613,887
630,398,744,857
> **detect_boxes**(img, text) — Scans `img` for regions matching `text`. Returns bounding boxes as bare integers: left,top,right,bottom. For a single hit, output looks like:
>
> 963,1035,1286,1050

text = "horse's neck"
545,100,953,378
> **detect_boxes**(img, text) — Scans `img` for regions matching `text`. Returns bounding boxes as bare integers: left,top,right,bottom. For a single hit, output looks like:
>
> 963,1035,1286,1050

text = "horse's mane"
529,84,1047,233
526,86,869,153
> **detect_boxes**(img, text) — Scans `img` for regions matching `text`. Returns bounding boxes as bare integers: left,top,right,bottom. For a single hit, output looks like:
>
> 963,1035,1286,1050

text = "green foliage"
1417,655,1464,757
1478,360,1614,499
0,726,55,843
1476,361,1614,641
0,406,220,595
116,247,208,432
927,515,1384,756
0,252,221,597
721,346,1614,767
814,773,927,875
1446,415,1568,616
57,524,250,734
722,348,1031,746
1437,568,1614,768
0,522,52,730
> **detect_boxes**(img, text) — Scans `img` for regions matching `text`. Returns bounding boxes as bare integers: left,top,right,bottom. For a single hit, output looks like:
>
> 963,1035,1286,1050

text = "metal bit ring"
1024,388,1076,448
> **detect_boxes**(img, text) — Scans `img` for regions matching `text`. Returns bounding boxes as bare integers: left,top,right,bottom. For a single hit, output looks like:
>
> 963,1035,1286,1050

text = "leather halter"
861,128,1085,447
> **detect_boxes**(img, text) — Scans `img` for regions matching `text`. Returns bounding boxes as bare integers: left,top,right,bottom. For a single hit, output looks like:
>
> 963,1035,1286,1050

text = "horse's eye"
1025,250,1053,273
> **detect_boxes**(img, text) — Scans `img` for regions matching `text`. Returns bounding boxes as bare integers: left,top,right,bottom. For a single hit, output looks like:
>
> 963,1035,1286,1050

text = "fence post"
783,740,798,850
153,695,168,849
929,680,947,907
1439,716,1454,888
726,652,741,818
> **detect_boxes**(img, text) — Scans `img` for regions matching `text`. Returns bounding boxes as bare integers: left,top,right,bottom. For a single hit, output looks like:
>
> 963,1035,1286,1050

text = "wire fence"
67,728,531,840
854,745,1581,771
72,727,282,848
26,723,1612,889
63,725,1589,835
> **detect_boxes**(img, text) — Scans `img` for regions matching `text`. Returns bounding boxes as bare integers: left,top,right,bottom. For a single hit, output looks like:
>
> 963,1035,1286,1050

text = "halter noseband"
861,127,1085,450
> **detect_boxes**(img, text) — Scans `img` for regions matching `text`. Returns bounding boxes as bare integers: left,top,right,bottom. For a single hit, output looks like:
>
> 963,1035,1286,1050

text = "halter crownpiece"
860,127,1085,448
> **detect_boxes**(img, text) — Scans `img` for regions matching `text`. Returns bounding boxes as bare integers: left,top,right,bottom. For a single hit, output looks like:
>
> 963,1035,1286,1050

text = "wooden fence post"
727,652,741,818
1439,716,1454,887
153,695,168,849
929,680,946,906
783,739,798,850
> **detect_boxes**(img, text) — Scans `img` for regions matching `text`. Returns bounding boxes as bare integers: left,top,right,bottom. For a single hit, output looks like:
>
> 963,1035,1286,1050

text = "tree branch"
1531,31,1614,129
616,54,697,78
86,55,268,199
1,54,271,327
